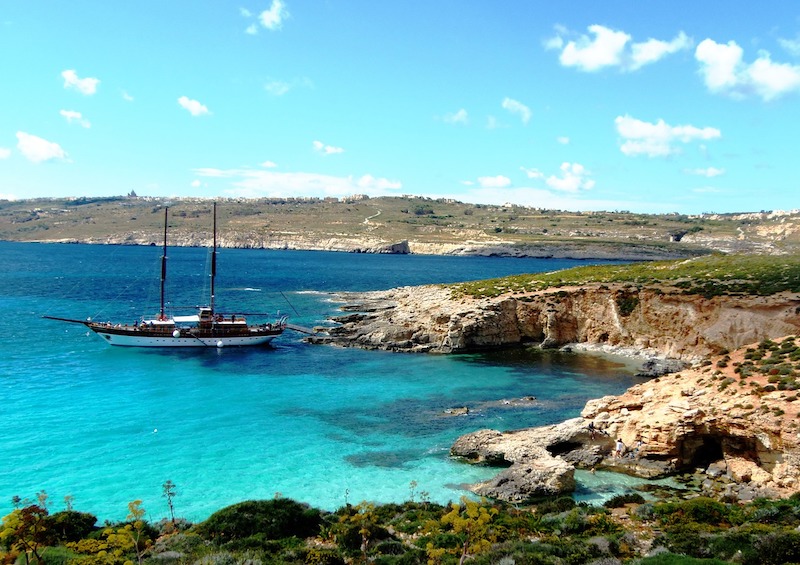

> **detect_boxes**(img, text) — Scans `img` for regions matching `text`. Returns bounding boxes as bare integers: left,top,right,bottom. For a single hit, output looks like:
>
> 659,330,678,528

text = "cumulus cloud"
779,35,800,57
685,167,725,177
557,136,570,145
545,162,595,192
313,140,344,155
630,32,692,70
265,80,290,96
178,96,211,116
501,97,531,124
695,38,800,101
443,108,468,125
615,115,721,157
60,109,91,128
264,77,312,96
261,160,278,168
259,0,288,30
61,69,99,95
16,132,67,163
193,167,401,199
0,147,10,159
547,25,691,72
521,167,544,179
122,90,134,102
477,175,512,189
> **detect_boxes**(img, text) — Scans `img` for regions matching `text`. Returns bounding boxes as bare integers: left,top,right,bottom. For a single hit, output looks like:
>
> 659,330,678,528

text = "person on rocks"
615,438,625,458
629,438,644,459
588,421,597,439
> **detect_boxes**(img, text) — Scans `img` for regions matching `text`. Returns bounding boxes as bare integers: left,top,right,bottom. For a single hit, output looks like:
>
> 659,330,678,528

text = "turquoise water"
0,242,646,522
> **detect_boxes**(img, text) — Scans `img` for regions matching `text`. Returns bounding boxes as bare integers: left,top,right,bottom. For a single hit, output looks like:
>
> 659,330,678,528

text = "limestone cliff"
319,283,800,362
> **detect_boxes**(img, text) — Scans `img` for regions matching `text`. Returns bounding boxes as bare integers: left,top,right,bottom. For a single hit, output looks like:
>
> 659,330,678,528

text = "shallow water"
0,242,647,522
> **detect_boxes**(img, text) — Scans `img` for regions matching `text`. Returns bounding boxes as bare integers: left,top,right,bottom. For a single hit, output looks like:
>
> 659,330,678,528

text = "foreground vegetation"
449,253,800,298
4,491,800,565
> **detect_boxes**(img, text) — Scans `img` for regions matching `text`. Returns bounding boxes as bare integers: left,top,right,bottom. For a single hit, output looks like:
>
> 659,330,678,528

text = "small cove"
1,242,653,521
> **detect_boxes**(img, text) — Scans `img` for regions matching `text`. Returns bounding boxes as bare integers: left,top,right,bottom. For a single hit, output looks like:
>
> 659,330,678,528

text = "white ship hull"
92,329,279,348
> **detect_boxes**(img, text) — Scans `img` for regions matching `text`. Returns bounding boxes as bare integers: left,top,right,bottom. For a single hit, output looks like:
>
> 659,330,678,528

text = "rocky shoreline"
309,282,800,503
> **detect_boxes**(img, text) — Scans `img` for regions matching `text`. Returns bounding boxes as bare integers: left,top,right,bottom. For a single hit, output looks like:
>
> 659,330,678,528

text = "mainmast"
159,207,169,321
210,202,217,315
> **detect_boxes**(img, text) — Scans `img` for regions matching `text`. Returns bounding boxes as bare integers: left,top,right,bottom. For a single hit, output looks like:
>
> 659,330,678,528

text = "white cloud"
545,162,595,192
501,97,531,124
259,0,288,30
122,90,134,102
477,175,512,188
246,23,258,35
194,167,402,199
695,38,800,101
615,115,721,157
0,147,10,159
779,35,800,57
61,69,99,95
16,132,67,163
630,32,691,70
443,108,468,125
261,160,278,168
191,180,202,188
521,167,544,179
265,80,290,96
547,25,691,72
313,140,344,155
557,136,570,145
60,109,91,128
240,7,253,17
264,77,312,96
357,174,402,191
178,96,211,116
685,166,725,177
555,25,630,71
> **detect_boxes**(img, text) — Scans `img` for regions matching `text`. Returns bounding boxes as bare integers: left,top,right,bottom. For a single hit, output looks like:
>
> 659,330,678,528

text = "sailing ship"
45,203,287,348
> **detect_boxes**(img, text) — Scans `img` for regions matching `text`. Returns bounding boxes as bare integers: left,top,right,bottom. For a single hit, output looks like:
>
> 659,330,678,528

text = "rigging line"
280,291,301,317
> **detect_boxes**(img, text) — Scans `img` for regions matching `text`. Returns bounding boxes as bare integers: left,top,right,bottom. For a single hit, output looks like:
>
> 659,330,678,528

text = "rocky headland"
311,266,800,503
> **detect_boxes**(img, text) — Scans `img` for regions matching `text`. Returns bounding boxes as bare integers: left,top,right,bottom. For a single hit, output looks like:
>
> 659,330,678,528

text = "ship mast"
210,202,217,315
159,206,168,321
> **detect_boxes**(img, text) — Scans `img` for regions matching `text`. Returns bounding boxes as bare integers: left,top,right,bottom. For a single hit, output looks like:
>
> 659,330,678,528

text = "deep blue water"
0,242,646,522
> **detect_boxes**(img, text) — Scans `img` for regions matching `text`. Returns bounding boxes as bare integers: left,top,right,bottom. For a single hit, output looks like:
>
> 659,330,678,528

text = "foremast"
159,206,168,321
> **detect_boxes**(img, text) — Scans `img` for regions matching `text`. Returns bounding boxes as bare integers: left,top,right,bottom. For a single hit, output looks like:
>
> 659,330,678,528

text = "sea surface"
0,241,650,523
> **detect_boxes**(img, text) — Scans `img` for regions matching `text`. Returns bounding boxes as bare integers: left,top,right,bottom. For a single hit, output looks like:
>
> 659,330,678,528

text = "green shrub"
603,493,646,508
655,497,730,527
47,510,98,542
195,498,322,543
755,530,800,565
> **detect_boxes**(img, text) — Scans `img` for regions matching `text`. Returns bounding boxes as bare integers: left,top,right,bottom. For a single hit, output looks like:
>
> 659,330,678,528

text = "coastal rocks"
451,419,598,501
452,339,800,503
471,457,576,502
317,283,800,362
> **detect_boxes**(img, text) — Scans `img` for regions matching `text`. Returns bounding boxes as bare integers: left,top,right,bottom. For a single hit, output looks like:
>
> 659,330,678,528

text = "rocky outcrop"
316,284,800,362
452,337,800,502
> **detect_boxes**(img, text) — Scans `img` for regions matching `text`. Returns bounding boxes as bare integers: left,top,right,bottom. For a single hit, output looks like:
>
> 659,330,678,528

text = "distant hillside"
1,195,798,259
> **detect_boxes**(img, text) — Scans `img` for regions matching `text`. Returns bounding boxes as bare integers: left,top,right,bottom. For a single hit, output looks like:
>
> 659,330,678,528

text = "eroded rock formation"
452,338,800,503
316,283,800,362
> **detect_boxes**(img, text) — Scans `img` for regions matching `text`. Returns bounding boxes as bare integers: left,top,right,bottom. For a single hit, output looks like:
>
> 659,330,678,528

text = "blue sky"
1,1,799,213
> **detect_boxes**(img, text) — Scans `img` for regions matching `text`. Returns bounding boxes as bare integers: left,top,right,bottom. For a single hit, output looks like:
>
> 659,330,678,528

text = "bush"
755,530,800,564
655,497,729,527
47,510,98,542
195,498,322,543
603,493,646,508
